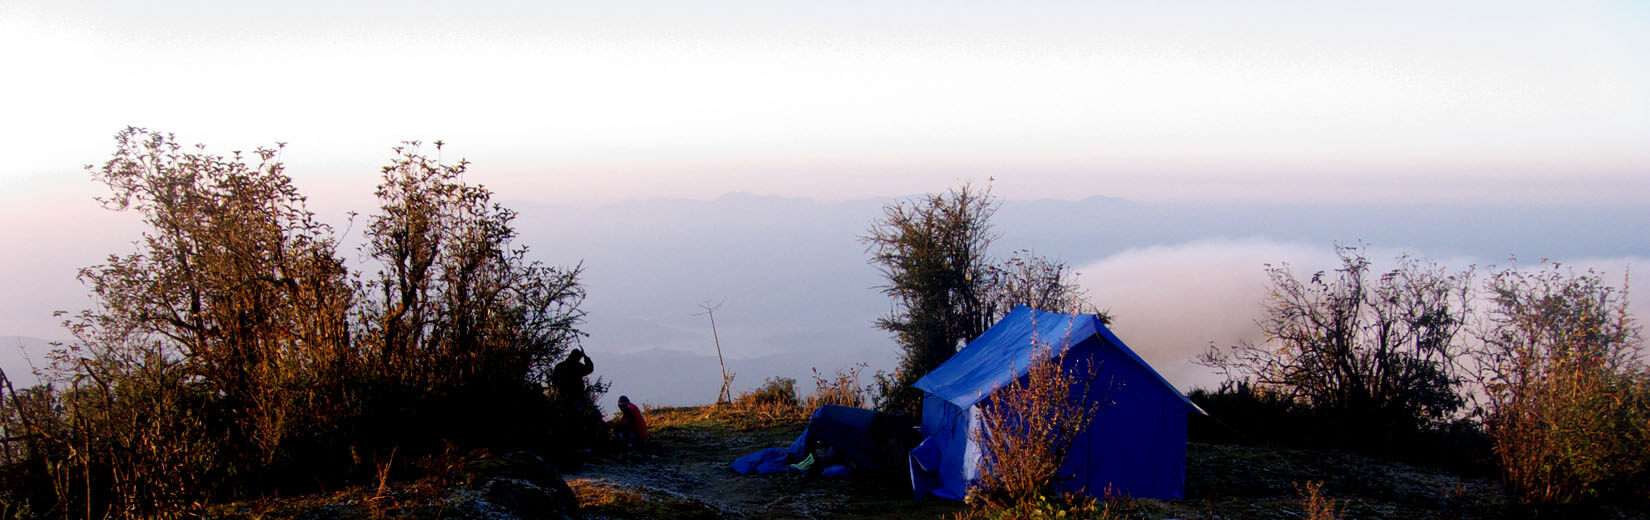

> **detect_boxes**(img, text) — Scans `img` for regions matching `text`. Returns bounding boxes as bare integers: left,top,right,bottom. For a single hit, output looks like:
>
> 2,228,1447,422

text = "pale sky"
4,1,1649,206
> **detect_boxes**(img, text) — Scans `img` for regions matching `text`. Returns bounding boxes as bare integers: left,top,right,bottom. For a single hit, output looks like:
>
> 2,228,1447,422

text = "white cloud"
1078,239,1339,391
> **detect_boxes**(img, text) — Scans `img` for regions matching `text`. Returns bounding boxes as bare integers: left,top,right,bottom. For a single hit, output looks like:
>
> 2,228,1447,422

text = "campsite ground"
567,406,963,519
209,404,1643,519
565,405,1568,520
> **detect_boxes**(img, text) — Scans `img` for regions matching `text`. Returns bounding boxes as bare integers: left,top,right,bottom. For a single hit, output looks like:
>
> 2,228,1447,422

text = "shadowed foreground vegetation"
581,404,1645,519
569,373,1645,519
180,399,1647,519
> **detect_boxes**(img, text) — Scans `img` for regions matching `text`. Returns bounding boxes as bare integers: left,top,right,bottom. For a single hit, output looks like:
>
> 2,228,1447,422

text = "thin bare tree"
695,301,735,405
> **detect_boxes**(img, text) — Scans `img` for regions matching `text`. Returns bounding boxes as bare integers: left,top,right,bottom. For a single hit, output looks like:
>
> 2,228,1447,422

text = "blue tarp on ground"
730,405,876,477
731,447,797,475
908,306,1202,501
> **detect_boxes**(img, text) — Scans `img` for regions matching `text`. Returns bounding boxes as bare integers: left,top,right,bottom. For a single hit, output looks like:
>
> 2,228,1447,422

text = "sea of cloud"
1077,238,1650,392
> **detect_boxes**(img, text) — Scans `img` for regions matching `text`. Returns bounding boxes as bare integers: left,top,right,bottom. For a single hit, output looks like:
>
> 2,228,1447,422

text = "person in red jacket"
611,395,648,449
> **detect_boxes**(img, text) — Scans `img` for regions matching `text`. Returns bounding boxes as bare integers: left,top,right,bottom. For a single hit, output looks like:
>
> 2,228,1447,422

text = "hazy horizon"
5,190,1648,407
4,1,1648,406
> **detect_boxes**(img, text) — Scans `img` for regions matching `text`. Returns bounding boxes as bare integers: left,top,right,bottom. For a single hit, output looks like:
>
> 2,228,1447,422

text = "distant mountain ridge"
7,193,1649,407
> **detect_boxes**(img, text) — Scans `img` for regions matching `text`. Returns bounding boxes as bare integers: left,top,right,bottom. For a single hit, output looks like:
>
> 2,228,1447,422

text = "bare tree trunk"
698,302,734,405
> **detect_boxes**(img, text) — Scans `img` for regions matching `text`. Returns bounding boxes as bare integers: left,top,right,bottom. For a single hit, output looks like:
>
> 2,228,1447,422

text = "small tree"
1201,246,1473,445
0,131,595,517
1472,263,1649,504
863,184,999,414
863,184,1090,415
356,141,587,449
38,127,356,516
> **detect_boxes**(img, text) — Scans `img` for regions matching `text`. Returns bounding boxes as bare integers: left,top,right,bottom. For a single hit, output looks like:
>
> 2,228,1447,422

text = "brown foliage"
723,377,804,427
1294,481,1342,520
1472,263,1650,504
970,337,1103,509
15,127,358,517
715,366,874,430
0,129,588,518
804,364,870,410
358,143,585,392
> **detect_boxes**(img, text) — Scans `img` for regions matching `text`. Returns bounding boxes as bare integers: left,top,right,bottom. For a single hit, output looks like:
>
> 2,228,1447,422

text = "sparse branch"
1201,246,1472,438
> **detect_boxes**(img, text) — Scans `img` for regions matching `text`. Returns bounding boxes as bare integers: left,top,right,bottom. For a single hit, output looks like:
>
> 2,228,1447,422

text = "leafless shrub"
1201,246,1473,443
984,251,1094,320
804,364,869,410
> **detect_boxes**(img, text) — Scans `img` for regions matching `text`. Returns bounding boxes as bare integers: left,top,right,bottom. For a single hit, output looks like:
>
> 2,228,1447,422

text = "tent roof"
912,306,1203,414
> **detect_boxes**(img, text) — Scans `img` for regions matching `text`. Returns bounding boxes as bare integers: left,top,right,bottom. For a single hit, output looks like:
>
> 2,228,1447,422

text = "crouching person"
610,395,648,449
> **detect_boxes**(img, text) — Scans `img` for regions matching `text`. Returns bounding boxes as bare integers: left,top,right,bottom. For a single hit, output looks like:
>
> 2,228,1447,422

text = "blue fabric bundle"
730,447,795,475
730,405,877,478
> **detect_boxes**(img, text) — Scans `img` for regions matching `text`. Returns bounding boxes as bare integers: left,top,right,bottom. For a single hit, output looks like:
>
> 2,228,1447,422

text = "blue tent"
908,306,1203,501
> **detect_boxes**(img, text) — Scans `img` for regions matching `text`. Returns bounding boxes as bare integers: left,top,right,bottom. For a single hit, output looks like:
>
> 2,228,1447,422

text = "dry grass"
951,491,1145,520
567,479,719,519
1295,481,1342,520
646,366,874,433
803,364,870,410
644,402,803,433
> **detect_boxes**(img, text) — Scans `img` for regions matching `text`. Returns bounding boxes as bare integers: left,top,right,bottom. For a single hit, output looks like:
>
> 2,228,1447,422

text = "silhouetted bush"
1187,381,1493,475
1200,247,1475,457
737,377,798,409
1187,381,1305,445
1194,250,1650,505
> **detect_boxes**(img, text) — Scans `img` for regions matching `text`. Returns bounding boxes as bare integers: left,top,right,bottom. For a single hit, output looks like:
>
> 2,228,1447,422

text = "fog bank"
1079,239,1650,392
